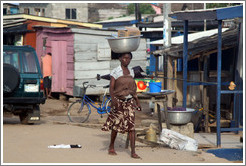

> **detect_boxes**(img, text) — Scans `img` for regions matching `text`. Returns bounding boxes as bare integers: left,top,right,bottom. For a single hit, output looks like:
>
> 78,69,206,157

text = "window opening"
66,8,76,19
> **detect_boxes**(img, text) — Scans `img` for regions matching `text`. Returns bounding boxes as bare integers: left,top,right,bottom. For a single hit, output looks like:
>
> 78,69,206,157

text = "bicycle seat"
103,85,110,88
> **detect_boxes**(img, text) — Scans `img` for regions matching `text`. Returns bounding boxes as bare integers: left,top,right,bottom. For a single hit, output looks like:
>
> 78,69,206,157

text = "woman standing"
102,52,141,159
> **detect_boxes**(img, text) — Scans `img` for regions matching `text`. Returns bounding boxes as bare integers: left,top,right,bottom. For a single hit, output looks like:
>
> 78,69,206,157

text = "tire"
105,99,111,114
19,112,29,124
3,63,20,96
19,105,40,125
67,100,90,123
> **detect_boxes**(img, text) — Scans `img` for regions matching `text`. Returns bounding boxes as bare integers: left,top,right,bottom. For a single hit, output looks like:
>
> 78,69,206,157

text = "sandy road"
2,98,232,164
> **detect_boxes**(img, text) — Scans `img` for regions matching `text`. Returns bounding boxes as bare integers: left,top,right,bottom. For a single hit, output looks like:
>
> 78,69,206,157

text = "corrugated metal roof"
152,27,238,58
96,16,136,23
3,14,103,29
148,28,229,45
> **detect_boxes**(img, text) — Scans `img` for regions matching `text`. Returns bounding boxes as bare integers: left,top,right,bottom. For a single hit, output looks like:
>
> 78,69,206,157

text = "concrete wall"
98,9,127,21
19,3,49,16
49,3,88,22
19,3,88,22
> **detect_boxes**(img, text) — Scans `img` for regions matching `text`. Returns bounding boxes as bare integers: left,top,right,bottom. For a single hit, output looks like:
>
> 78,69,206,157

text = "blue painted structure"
169,5,243,147
206,148,243,161
182,20,188,108
149,41,157,74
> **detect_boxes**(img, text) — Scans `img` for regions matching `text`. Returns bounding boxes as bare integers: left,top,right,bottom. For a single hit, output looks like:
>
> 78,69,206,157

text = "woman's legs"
129,130,140,158
108,129,117,155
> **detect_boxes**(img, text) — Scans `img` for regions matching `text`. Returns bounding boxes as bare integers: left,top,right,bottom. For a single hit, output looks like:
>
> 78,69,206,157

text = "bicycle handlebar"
82,82,96,89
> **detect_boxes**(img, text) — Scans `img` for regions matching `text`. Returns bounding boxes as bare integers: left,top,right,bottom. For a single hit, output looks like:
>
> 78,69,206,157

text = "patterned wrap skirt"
101,97,136,133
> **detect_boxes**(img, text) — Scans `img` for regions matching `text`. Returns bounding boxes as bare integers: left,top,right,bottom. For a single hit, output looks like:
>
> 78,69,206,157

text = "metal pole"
135,4,138,21
183,20,188,108
163,3,171,89
163,3,171,48
135,3,138,26
216,20,222,147
204,3,207,31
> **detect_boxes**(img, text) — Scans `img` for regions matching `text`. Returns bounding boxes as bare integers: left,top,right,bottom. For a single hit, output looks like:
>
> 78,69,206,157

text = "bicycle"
67,82,111,123
193,105,216,132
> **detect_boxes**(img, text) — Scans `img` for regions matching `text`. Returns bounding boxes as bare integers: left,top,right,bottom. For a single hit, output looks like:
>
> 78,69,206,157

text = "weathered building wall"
88,3,127,22
19,3,88,22
49,3,88,22
71,28,147,95
19,3,49,16
35,27,74,95
97,9,127,21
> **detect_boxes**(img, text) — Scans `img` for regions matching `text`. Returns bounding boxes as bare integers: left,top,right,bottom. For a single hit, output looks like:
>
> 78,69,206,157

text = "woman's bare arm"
110,76,117,107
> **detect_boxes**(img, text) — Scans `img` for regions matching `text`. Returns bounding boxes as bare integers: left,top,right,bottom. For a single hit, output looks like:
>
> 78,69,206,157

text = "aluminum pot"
106,35,141,53
167,108,195,125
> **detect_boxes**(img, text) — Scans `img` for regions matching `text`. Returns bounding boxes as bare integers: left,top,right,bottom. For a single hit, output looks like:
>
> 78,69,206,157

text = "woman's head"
119,52,132,67
118,52,132,59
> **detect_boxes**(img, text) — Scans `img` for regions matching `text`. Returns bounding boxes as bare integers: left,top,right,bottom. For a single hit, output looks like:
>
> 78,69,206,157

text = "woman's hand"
111,97,118,108
135,98,142,111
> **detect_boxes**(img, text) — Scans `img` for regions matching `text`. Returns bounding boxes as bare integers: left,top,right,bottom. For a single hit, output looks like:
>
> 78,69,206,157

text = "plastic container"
145,124,157,142
149,82,162,93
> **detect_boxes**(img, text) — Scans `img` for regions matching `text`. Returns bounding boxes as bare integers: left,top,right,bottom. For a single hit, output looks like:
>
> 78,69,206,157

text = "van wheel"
19,112,29,124
3,63,20,96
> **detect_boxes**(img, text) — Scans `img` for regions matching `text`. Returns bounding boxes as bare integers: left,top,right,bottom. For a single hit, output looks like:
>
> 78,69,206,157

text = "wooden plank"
75,52,97,61
74,34,111,45
71,28,116,36
208,120,231,127
74,43,97,52
97,43,111,61
167,56,174,107
66,70,74,79
74,70,111,79
74,61,110,70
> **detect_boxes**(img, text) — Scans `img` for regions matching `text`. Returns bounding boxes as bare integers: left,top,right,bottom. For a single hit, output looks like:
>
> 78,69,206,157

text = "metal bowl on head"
167,108,195,125
106,35,142,53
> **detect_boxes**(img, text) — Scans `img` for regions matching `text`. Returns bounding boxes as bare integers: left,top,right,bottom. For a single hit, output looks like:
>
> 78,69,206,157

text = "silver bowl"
167,108,195,125
106,35,142,53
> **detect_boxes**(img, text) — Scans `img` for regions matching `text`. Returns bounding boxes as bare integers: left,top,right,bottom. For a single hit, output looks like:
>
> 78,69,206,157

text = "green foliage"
127,3,156,15
206,3,241,9
128,4,135,15
108,16,114,20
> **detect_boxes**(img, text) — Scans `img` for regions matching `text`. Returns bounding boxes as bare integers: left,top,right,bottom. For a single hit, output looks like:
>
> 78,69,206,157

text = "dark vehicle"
3,45,46,124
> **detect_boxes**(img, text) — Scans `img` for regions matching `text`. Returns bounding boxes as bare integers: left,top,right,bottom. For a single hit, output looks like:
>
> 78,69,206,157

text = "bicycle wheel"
105,99,111,114
67,100,90,123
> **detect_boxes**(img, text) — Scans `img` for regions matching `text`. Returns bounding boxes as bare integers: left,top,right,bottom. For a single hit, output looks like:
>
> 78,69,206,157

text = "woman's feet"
131,153,141,159
108,149,117,155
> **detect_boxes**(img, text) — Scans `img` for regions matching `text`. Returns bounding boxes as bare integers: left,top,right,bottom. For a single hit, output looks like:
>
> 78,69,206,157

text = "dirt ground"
2,97,233,164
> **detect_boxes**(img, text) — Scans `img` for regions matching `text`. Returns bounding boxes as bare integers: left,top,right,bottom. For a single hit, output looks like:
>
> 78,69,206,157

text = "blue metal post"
216,20,222,147
182,20,188,108
149,42,157,74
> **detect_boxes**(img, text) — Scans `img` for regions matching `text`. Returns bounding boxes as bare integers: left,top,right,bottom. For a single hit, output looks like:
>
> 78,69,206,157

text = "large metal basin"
106,35,141,53
167,108,195,125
